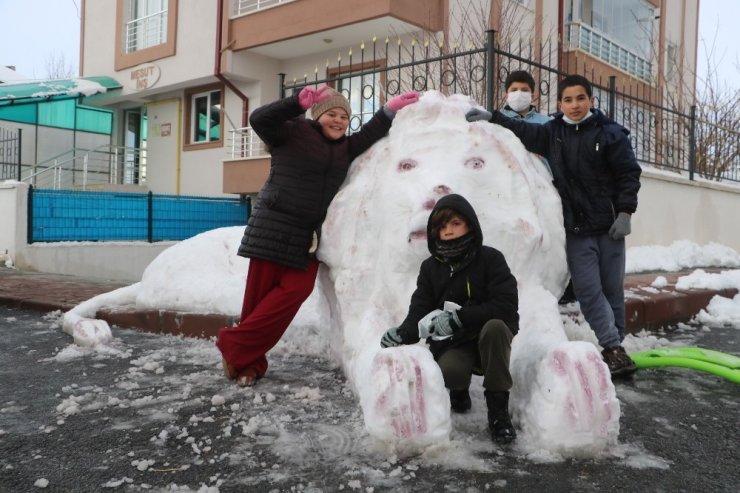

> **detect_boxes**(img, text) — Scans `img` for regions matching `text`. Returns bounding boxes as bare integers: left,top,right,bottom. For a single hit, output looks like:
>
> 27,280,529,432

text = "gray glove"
465,108,493,122
609,212,632,240
430,311,462,338
381,327,403,348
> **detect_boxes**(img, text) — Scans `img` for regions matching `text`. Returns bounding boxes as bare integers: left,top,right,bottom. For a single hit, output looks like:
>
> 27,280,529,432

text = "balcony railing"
126,9,168,53
22,145,147,190
227,127,268,159
232,0,296,17
565,21,653,82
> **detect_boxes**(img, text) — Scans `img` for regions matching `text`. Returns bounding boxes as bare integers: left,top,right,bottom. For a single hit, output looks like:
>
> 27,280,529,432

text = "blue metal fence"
28,187,250,243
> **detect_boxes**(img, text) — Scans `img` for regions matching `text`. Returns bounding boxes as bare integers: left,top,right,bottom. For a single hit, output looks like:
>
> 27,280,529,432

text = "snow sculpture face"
319,91,567,349
318,91,617,457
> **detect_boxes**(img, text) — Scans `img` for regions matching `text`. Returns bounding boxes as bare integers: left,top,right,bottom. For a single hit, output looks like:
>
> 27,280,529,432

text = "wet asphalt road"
0,305,738,493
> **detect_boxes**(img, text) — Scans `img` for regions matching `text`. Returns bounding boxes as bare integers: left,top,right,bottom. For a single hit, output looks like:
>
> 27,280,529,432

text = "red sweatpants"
216,257,319,377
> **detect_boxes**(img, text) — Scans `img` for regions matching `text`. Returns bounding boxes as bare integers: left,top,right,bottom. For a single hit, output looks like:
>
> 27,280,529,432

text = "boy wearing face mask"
500,70,551,124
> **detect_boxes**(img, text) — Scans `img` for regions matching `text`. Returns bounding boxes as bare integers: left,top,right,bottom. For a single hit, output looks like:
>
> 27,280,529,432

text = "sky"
0,0,81,80
57,92,740,463
0,0,737,89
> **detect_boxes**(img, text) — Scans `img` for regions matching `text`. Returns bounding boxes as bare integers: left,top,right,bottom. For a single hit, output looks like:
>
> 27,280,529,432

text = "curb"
1,269,737,339
96,307,237,339
624,287,737,332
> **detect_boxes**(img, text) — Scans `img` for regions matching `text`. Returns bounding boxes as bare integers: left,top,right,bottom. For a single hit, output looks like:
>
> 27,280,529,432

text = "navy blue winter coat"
490,108,641,235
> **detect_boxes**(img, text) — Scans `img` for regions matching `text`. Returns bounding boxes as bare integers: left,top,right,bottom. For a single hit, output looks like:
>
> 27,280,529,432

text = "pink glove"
386,91,419,112
298,85,332,110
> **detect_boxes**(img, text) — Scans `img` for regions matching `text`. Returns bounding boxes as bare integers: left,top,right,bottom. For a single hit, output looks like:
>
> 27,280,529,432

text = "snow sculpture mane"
318,91,620,457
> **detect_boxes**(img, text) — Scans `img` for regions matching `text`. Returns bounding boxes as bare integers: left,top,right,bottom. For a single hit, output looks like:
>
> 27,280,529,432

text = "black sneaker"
449,389,471,413
602,346,637,378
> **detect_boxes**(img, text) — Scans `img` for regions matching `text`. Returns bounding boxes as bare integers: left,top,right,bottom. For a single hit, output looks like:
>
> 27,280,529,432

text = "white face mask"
506,90,532,113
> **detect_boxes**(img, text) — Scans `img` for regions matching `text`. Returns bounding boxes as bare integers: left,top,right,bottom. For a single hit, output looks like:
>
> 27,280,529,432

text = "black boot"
449,389,471,413
484,390,516,444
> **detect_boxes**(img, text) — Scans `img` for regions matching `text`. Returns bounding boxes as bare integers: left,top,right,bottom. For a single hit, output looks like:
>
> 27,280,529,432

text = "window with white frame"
125,0,168,53
190,89,222,144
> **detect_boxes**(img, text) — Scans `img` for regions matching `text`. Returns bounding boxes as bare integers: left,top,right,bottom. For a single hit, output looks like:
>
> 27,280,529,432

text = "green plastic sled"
631,347,740,384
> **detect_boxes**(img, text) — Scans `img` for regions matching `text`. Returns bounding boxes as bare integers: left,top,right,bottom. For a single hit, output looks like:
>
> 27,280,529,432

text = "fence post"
245,195,252,222
147,191,153,243
486,30,496,112
689,105,696,181
16,129,22,181
27,185,33,244
278,73,286,99
607,76,616,119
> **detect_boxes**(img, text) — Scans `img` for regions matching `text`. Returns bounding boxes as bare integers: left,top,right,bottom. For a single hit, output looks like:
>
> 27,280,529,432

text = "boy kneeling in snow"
380,194,520,444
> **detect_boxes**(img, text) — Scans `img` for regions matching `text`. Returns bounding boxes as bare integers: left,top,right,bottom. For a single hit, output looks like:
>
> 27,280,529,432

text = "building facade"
80,0,700,197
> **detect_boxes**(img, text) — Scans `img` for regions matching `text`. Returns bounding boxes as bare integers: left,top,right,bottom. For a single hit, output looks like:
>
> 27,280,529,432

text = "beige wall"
630,168,740,249
83,1,217,100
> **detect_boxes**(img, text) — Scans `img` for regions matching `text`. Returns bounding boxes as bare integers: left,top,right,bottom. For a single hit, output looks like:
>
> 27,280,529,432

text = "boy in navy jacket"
466,74,641,378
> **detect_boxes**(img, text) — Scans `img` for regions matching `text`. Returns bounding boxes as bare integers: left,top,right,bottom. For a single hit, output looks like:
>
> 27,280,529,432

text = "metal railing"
0,126,21,180
126,9,168,53
227,127,268,159
232,0,296,17
278,30,739,185
21,145,147,190
565,22,652,82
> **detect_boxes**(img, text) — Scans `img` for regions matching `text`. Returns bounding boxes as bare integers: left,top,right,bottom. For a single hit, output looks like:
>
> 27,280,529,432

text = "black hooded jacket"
396,194,519,355
490,108,641,235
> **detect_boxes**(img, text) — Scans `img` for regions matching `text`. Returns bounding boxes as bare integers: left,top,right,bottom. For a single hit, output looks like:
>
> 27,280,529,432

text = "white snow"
57,93,740,466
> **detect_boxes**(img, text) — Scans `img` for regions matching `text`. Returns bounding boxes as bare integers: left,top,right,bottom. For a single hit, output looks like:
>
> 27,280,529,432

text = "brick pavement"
0,267,736,338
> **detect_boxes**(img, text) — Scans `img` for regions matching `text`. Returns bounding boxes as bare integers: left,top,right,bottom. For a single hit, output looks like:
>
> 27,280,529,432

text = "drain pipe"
215,0,249,127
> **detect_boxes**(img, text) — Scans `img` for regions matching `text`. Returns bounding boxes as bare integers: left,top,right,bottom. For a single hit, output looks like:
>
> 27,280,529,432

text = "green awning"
0,76,122,107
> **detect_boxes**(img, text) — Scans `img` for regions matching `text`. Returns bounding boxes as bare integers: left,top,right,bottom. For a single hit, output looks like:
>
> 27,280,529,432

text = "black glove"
430,311,462,337
465,108,493,122
381,327,403,348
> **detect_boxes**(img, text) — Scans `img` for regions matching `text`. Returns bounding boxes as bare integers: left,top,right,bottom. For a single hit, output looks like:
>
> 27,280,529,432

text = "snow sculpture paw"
359,346,450,453
71,317,113,348
516,341,619,455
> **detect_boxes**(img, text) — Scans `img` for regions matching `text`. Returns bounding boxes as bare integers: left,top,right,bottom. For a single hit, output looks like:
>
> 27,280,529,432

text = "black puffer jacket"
396,194,519,357
237,93,392,269
490,108,641,235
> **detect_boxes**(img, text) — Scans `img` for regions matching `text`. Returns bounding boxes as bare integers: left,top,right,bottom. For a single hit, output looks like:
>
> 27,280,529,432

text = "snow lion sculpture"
318,91,619,457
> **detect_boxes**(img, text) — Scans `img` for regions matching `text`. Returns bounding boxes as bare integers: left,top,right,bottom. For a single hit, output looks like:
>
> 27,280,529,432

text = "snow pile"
626,240,740,273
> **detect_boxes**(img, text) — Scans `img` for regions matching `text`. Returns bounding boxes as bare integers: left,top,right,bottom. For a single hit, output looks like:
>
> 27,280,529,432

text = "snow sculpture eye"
397,159,418,172
464,157,485,169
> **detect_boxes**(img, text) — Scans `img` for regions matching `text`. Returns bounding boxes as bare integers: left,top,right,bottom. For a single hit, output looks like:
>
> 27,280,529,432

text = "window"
184,84,224,149
576,0,654,60
191,90,221,143
125,0,168,53
115,0,177,70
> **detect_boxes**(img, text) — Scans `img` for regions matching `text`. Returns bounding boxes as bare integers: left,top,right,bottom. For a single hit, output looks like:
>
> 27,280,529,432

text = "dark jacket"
490,108,641,235
237,93,392,269
396,194,519,357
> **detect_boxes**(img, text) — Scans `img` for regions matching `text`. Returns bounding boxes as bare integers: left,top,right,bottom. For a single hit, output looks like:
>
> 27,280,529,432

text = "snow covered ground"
2,305,738,492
